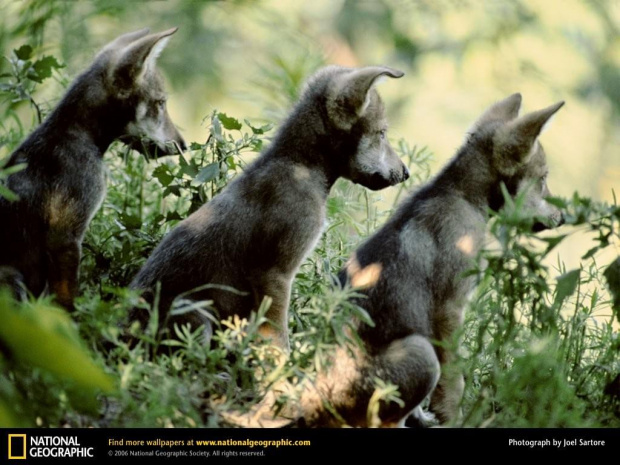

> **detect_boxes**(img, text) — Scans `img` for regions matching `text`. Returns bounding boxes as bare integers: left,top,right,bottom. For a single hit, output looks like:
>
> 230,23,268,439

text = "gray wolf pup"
0,28,185,310
301,93,565,427
130,65,409,349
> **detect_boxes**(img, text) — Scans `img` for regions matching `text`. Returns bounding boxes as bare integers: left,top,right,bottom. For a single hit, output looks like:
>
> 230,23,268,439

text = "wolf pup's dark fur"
0,28,185,309
301,93,565,427
131,65,409,349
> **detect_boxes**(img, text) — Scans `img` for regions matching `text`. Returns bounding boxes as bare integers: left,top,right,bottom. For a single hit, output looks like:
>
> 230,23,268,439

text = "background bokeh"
1,0,618,272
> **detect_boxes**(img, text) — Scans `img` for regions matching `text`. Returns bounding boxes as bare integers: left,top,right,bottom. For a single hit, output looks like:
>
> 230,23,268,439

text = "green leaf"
1,163,27,176
0,396,22,427
163,185,181,197
245,119,273,135
165,211,183,222
120,213,142,230
180,162,198,177
545,196,568,209
29,55,64,83
152,165,174,187
0,294,115,395
603,258,620,323
554,269,580,307
217,113,242,131
178,152,198,177
195,163,219,183
14,44,32,60
581,246,600,260
540,234,567,254
0,185,19,202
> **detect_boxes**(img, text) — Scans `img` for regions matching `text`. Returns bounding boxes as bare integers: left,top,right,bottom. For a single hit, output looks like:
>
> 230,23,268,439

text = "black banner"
1,428,618,463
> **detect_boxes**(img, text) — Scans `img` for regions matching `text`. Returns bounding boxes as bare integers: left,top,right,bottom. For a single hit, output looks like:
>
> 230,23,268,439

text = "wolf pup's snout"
391,161,409,184
402,164,410,181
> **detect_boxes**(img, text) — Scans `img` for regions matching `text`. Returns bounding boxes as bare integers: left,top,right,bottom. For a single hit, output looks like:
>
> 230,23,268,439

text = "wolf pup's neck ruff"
130,65,409,350
300,93,566,428
0,28,184,310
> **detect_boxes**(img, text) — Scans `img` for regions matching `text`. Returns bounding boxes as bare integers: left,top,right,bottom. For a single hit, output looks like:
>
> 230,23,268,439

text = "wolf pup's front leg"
46,237,81,311
427,303,467,424
428,345,464,424
253,271,292,350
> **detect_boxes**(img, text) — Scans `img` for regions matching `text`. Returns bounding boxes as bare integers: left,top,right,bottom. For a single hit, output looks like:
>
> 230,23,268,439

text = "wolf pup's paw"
404,405,438,428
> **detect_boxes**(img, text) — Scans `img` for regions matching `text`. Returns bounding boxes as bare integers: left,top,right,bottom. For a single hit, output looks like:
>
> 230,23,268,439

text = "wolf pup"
131,65,409,349
302,94,565,427
0,28,185,310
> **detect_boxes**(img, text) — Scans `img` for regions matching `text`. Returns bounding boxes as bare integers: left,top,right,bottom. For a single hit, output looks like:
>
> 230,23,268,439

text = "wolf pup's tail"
0,266,27,301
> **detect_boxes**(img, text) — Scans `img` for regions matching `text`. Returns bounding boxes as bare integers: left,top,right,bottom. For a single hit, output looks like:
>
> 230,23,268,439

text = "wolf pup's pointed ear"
473,93,522,129
110,27,178,93
493,100,564,174
99,28,151,55
328,66,404,129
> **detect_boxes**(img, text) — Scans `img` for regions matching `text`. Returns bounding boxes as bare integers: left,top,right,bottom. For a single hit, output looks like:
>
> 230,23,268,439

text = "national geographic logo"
7,434,94,460
8,434,26,460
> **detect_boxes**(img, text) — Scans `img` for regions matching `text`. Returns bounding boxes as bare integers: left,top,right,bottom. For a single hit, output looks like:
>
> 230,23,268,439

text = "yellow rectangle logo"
8,434,26,460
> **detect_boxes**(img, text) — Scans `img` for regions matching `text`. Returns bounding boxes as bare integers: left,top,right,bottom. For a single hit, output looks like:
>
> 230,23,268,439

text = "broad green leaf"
217,112,242,131
581,246,600,260
540,234,567,254
165,211,183,222
29,55,64,83
0,184,19,202
604,258,620,323
0,396,22,427
545,196,568,209
120,213,142,230
181,163,198,177
1,163,27,176
195,163,219,183
554,269,580,307
152,165,174,187
163,185,181,197
244,119,273,135
178,154,198,176
14,44,32,60
0,294,115,394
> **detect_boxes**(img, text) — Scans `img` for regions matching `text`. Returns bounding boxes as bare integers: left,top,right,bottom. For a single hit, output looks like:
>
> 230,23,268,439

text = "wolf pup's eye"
156,99,166,111
379,129,387,140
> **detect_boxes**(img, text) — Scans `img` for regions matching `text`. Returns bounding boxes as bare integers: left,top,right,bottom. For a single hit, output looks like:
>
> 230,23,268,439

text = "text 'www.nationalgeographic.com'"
108,438,311,458
109,438,311,448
